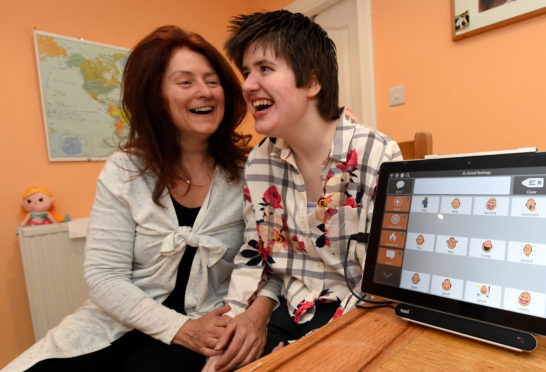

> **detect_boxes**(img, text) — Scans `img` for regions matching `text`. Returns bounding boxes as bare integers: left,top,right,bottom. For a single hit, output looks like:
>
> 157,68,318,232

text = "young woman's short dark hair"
121,25,250,205
225,10,340,121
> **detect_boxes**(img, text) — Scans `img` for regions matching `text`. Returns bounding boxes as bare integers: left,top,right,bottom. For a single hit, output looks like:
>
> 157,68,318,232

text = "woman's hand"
171,304,232,356
212,296,276,372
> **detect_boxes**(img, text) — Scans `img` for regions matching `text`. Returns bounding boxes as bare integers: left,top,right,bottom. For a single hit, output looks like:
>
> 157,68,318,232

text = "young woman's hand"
212,296,276,371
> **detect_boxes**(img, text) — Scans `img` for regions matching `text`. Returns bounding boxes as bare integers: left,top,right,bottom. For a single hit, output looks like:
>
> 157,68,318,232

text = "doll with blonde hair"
20,186,59,226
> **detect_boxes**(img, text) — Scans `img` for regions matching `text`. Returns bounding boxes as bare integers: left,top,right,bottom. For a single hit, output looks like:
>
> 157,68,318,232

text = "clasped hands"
173,302,272,372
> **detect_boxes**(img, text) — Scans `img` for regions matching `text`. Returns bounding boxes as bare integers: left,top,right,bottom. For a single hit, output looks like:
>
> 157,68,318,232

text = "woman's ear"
306,73,322,98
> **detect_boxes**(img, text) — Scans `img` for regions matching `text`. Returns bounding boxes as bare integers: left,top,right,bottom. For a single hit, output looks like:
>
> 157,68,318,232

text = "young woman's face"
240,44,319,138
162,47,225,141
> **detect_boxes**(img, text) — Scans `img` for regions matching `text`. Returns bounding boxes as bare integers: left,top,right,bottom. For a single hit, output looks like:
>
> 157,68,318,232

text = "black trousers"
263,297,340,356
26,329,205,372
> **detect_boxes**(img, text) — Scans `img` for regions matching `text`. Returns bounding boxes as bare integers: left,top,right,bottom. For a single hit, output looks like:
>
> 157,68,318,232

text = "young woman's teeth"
190,106,213,114
253,100,273,111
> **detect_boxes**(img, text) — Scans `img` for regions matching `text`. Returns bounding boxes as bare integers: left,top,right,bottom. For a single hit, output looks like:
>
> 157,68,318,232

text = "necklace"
180,166,215,188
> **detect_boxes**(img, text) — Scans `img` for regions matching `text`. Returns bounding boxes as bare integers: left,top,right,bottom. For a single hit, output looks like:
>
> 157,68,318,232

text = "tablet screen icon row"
400,271,546,317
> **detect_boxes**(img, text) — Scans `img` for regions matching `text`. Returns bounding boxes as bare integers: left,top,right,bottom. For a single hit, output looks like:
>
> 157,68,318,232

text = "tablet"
361,151,546,343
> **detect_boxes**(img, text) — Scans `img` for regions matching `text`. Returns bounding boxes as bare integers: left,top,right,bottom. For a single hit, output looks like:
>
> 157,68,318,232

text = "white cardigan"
4,152,245,372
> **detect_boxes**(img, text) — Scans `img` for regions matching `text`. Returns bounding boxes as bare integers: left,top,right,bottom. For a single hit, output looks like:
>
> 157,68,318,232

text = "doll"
20,186,59,226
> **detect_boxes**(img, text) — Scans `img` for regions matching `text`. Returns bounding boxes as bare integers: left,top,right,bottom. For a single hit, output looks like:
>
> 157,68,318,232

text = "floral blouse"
224,109,402,324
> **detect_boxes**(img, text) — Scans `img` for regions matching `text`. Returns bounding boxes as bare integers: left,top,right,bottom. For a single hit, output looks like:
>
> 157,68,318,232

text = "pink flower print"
271,230,285,244
344,196,357,208
293,300,315,324
336,149,358,173
261,211,289,251
263,186,283,209
325,208,338,220
315,195,338,223
317,195,332,208
270,229,288,251
241,238,275,268
243,187,251,203
259,245,272,261
291,235,308,254
346,149,358,170
332,306,344,320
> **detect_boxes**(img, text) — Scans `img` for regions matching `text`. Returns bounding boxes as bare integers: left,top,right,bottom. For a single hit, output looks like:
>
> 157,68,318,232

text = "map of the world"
34,31,130,160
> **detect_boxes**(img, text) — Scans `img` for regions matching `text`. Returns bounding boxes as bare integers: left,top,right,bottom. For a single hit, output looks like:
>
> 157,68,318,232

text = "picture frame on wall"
452,0,546,40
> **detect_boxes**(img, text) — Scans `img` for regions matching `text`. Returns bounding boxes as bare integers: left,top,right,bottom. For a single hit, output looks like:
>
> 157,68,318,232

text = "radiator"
18,221,89,341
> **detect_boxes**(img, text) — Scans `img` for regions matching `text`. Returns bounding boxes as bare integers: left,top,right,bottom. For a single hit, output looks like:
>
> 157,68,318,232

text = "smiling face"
486,198,497,211
526,198,536,211
240,43,320,138
519,291,531,306
482,240,493,253
451,198,460,209
161,47,225,141
442,279,452,291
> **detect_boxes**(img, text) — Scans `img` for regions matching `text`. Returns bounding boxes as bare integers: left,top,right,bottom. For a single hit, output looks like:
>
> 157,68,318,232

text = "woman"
206,11,402,372
5,25,249,372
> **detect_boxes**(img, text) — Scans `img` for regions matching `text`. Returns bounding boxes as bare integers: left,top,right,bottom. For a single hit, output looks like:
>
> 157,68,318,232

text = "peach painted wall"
372,0,546,155
0,0,288,366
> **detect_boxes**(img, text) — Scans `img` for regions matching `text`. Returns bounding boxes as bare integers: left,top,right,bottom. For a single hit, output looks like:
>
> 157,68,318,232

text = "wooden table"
236,307,546,371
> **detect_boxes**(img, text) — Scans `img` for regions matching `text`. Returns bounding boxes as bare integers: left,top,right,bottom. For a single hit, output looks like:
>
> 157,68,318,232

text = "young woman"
206,10,402,372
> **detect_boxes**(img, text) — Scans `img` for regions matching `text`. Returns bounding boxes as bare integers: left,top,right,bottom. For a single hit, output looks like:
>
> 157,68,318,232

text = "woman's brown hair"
121,25,250,205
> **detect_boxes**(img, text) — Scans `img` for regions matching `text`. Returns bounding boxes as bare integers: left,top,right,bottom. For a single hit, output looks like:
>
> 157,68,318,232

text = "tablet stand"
395,303,537,352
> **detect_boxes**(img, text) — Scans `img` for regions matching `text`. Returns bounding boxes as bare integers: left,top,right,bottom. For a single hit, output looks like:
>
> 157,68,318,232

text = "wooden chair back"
397,132,433,160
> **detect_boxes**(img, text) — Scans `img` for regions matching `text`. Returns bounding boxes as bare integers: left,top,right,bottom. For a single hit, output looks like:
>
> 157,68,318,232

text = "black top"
162,196,200,314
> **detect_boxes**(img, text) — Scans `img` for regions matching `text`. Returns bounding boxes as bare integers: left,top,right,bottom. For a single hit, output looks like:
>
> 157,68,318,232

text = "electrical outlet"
389,86,405,106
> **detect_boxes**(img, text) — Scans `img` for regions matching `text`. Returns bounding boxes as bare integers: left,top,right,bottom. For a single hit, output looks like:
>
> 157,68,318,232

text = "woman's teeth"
253,100,273,111
190,106,213,114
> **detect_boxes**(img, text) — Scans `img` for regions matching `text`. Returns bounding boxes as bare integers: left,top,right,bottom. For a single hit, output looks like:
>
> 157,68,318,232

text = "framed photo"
452,0,546,40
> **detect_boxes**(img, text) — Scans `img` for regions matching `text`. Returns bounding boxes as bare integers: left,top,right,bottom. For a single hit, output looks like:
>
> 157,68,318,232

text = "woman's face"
240,43,320,138
162,47,225,141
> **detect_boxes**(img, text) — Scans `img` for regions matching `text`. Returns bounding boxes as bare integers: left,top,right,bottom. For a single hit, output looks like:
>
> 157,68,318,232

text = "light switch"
389,86,405,106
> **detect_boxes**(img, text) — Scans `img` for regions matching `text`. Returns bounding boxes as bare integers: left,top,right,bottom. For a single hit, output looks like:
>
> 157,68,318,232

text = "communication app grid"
375,168,546,318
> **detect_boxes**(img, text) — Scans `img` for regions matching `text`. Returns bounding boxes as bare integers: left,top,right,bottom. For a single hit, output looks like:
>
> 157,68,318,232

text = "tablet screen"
362,152,546,335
